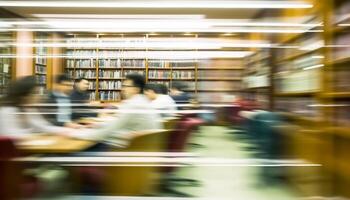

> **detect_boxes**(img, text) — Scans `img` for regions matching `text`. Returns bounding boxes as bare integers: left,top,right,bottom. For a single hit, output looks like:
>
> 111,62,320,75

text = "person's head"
122,73,145,99
170,81,186,95
1,76,39,107
144,83,162,101
74,78,89,92
55,74,73,95
159,84,169,95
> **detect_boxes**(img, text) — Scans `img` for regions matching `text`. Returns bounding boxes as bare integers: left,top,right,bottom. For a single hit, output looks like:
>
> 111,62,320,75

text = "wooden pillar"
15,31,33,77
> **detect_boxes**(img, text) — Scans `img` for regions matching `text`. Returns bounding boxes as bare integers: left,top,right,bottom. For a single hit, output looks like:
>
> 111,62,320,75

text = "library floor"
40,126,298,200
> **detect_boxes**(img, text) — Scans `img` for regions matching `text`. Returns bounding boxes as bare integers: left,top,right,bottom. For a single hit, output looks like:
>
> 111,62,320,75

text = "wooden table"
17,135,95,154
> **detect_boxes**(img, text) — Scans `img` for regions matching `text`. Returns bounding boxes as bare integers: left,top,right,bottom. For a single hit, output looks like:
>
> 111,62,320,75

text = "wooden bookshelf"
64,34,245,102
0,32,13,96
33,33,49,95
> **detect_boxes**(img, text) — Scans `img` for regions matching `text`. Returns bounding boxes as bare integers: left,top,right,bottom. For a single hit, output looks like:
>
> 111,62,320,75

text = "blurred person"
88,74,163,146
144,83,177,117
170,81,191,105
0,76,72,138
44,74,83,128
70,77,98,120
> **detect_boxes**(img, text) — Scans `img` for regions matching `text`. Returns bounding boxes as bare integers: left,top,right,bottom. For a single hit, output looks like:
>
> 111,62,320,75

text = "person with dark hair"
144,83,176,117
88,73,162,146
0,76,72,137
170,81,191,106
44,74,83,128
70,77,98,120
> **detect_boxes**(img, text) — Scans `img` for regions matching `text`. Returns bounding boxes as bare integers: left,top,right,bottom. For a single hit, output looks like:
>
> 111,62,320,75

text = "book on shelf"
148,60,167,68
98,80,122,90
35,74,46,84
198,70,242,79
99,59,121,68
120,59,145,68
35,65,47,74
333,69,350,92
123,70,146,77
274,97,319,117
148,70,171,79
197,81,242,90
98,70,121,78
75,70,96,79
172,71,194,79
99,91,121,101
88,81,96,90
75,59,96,68
89,92,96,101
333,101,350,127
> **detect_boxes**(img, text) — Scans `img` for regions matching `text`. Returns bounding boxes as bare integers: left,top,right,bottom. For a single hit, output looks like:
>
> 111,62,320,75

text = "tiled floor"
165,126,298,200
42,126,299,200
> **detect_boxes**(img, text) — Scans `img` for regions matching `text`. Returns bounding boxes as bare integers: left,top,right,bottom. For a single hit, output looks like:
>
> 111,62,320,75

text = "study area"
0,0,350,199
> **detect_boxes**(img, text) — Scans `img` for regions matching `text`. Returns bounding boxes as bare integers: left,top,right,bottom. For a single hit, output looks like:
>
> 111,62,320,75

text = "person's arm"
25,108,73,134
0,108,32,139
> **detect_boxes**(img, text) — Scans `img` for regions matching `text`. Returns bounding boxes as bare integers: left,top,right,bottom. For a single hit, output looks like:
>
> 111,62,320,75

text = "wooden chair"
103,129,170,196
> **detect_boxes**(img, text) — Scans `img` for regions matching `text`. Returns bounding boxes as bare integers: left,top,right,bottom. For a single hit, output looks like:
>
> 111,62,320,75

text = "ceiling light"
0,1,313,9
303,64,324,70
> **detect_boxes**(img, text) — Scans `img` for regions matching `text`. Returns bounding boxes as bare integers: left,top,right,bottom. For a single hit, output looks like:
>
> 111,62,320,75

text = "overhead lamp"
0,1,313,9
303,64,324,70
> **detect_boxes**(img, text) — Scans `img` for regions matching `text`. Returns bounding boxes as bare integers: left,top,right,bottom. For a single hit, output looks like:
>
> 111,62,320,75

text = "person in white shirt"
144,83,177,118
87,74,163,147
0,76,73,139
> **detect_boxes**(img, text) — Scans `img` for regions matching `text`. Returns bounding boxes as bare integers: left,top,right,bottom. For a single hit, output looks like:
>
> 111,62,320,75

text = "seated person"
70,77,98,120
44,74,83,128
88,74,163,146
144,83,177,117
0,76,73,138
169,82,191,109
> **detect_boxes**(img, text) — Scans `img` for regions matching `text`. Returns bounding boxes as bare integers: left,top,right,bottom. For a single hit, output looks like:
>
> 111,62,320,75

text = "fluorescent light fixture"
32,14,206,19
0,1,313,9
338,23,350,26
0,51,253,59
0,28,322,33
303,64,324,70
311,55,325,59
299,40,324,51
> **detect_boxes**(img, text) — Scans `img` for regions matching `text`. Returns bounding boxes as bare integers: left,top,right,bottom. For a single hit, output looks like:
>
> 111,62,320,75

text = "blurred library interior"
1,0,350,199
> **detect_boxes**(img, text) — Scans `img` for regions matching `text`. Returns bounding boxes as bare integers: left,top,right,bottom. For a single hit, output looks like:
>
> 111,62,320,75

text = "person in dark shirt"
169,81,191,105
70,78,98,120
44,74,83,128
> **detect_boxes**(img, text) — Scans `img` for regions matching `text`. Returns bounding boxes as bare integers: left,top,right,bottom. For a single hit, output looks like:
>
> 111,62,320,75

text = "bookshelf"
0,32,13,97
65,34,245,102
34,33,49,95
243,48,271,109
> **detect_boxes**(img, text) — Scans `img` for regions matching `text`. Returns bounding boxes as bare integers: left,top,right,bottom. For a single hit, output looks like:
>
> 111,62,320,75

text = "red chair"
0,137,42,200
161,116,204,196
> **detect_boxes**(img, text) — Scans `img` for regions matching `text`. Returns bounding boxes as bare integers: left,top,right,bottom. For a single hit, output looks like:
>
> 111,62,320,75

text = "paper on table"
19,139,56,146
3,64,9,73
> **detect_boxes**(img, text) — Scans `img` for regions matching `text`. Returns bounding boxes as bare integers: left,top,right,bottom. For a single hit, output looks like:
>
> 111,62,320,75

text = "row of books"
333,34,350,61
89,92,96,101
243,74,269,89
35,46,47,65
198,70,243,78
75,70,96,79
99,91,121,101
274,97,319,117
35,74,46,84
99,81,122,90
98,70,121,78
274,69,320,93
88,81,96,90
148,70,195,79
333,102,350,127
197,81,242,90
333,69,350,91
35,65,47,74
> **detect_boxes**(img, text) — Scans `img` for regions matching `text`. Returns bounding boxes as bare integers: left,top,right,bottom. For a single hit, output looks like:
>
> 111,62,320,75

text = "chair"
0,137,41,199
161,116,204,196
103,129,170,196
